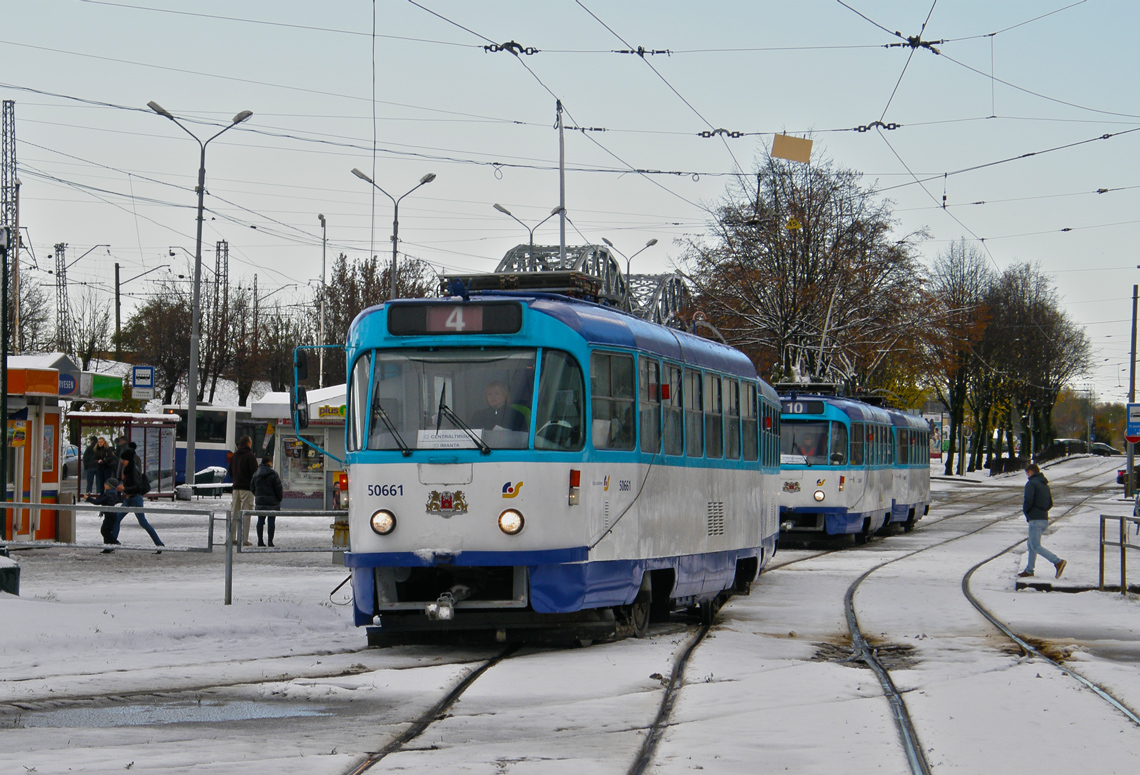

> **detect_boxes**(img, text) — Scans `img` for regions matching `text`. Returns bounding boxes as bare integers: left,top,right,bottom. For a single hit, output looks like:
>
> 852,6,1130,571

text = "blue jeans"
84,467,98,494
112,494,164,547
1026,519,1060,573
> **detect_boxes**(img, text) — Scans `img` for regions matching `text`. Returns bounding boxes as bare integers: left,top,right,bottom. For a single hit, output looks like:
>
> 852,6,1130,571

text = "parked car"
1117,465,1140,486
60,444,80,479
1090,442,1121,456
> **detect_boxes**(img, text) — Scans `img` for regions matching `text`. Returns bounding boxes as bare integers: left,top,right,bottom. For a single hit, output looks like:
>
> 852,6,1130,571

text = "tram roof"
354,293,766,384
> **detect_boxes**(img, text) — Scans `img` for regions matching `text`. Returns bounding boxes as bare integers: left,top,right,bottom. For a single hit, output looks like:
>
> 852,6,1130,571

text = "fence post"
1123,517,1129,597
1100,515,1106,592
225,508,233,605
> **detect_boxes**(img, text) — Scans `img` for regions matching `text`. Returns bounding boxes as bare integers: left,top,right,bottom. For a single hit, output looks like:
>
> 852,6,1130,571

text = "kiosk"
250,385,346,510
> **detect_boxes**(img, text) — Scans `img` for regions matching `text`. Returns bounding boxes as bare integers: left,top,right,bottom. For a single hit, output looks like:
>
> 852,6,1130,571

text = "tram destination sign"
782,399,826,415
389,302,522,336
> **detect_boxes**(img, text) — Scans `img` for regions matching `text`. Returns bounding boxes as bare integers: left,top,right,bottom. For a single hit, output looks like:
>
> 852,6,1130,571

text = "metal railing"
2,499,222,552
224,508,347,604
1099,514,1140,595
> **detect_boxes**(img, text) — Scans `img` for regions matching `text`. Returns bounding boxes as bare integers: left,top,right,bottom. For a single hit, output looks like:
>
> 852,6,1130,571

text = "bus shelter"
250,385,346,510
65,412,179,497
5,353,123,542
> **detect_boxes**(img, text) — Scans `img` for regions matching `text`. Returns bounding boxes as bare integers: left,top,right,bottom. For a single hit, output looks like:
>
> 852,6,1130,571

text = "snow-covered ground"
3,457,1139,774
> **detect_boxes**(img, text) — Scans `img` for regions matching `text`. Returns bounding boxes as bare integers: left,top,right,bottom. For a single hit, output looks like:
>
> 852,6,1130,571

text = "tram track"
836,462,1131,775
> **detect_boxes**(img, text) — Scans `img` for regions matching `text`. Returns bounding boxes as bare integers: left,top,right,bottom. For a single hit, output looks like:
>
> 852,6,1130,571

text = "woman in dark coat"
93,437,117,492
250,456,284,547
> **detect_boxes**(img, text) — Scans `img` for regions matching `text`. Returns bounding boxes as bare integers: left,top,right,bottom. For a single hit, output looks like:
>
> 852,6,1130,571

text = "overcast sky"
3,0,1138,401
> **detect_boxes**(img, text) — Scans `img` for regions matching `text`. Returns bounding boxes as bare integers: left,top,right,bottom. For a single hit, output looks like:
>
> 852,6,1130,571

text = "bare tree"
70,288,112,369
685,150,927,388
7,269,54,352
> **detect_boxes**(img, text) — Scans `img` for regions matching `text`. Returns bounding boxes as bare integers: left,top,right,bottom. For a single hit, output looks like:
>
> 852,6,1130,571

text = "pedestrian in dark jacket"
227,436,259,546
93,436,116,492
82,436,99,494
89,477,123,552
250,456,284,547
1019,463,1066,579
113,448,164,552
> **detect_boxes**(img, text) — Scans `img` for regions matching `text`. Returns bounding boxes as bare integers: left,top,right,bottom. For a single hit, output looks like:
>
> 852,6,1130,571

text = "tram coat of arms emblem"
426,489,469,516
782,481,801,493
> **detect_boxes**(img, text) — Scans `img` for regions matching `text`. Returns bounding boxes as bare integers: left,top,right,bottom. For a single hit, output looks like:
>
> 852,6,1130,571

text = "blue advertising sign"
58,373,78,396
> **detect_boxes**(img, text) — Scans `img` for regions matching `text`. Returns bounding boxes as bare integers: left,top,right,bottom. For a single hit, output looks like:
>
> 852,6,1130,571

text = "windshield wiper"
376,402,412,456
791,438,812,466
435,385,491,455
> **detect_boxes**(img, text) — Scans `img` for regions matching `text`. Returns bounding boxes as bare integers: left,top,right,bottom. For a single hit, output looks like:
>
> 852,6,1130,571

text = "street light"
115,263,171,360
492,204,564,255
149,100,252,485
350,168,436,300
602,237,658,309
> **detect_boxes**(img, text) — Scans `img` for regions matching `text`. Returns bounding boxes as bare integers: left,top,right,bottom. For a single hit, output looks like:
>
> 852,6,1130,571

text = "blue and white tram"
883,407,932,532
778,395,930,540
338,294,782,640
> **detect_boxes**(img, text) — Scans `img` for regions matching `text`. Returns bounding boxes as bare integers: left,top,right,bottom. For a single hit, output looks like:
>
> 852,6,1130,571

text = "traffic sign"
131,365,155,401
1126,403,1140,444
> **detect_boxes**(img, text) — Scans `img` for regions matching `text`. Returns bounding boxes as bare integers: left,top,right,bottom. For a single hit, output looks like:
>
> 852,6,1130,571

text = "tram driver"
473,381,527,431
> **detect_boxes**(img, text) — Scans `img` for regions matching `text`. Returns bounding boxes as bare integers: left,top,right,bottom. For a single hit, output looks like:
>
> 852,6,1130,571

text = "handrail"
224,508,348,604
1099,514,1140,595
2,499,222,553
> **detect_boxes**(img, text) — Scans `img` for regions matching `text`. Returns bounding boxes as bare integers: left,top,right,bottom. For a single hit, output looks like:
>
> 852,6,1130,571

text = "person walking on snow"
113,448,164,553
1019,463,1066,579
227,435,259,546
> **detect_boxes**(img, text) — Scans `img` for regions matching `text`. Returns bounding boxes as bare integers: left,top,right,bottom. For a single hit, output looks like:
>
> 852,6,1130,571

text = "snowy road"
4,457,1140,774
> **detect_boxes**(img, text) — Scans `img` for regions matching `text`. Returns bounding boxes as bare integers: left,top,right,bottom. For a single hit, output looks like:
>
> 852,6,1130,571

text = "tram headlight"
370,509,397,536
813,490,826,502
498,509,525,535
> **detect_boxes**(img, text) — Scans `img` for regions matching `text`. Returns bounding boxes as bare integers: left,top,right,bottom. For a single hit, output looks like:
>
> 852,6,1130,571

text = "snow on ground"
3,458,1140,773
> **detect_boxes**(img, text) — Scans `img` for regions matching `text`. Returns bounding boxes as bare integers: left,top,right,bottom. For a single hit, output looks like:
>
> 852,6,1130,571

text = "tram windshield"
780,420,831,466
363,348,540,451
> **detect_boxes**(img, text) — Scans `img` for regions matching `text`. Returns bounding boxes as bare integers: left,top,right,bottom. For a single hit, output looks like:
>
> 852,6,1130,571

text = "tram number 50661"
368,484,404,497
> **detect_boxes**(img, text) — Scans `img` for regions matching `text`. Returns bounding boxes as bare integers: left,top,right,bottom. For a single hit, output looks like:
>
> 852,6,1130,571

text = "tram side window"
663,364,684,455
640,358,661,454
850,422,864,465
897,428,909,464
534,350,585,451
348,354,371,452
830,421,848,464
725,380,740,460
742,383,758,461
591,352,635,450
684,369,703,457
704,373,723,458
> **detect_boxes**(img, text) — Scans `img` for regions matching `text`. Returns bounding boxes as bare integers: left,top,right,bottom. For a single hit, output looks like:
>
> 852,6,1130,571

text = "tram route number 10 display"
781,400,825,415
388,302,523,336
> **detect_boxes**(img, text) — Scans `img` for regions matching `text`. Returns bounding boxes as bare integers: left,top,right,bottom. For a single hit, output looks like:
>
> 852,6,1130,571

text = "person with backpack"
112,447,164,553
1019,463,1066,579
250,456,284,547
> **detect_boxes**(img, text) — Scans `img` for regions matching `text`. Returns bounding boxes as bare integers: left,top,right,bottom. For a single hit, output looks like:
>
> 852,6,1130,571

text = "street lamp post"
114,263,171,361
148,101,252,485
318,214,326,388
492,204,564,256
350,169,436,301
602,237,658,310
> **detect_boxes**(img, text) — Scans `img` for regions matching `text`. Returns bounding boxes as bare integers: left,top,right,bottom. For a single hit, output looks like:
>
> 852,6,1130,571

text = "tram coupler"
425,584,473,621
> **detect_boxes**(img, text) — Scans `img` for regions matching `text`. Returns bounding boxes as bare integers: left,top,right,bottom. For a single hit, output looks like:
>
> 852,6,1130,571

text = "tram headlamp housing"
813,490,826,502
498,509,524,535
370,509,397,535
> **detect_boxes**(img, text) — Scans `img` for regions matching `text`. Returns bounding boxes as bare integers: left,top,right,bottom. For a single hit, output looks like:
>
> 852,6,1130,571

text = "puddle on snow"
6,699,333,729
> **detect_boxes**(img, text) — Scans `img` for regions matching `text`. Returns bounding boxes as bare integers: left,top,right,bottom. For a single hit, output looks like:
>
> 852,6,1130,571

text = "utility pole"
557,100,566,264
114,263,121,360
318,214,326,388
1128,285,1137,498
